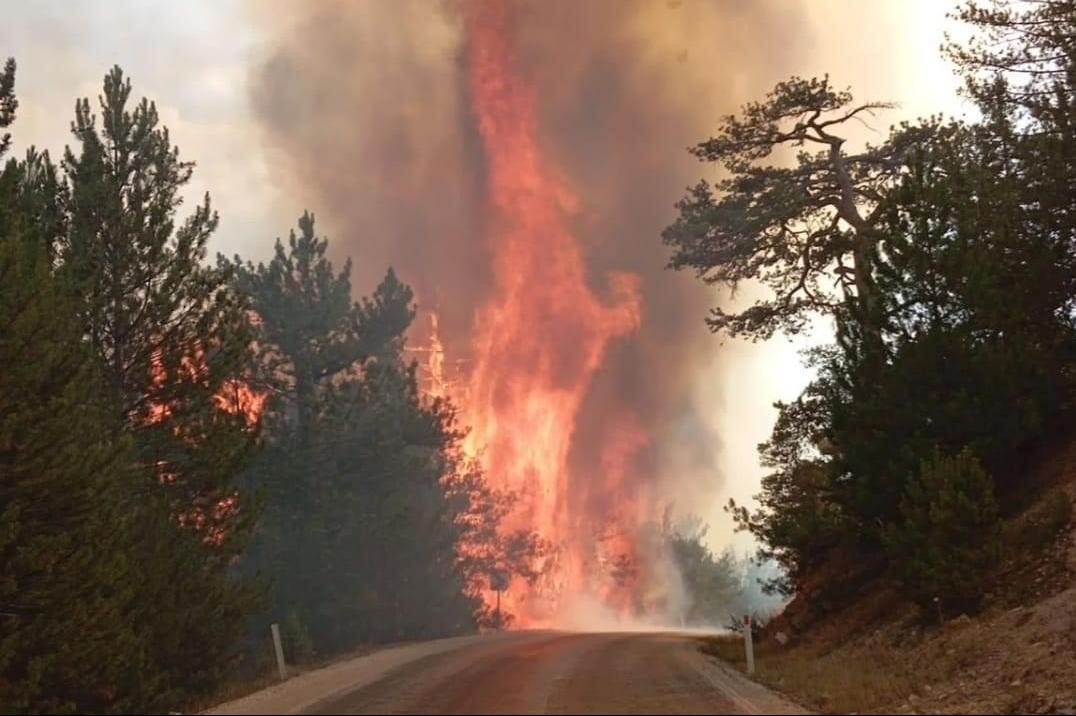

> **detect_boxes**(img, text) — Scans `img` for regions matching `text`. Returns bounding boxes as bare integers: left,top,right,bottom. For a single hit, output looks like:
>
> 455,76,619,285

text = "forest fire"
213,378,268,428
248,0,796,629
145,346,266,431
458,4,651,625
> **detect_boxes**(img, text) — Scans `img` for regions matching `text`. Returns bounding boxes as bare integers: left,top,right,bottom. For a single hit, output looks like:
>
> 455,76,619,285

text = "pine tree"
0,58,15,157
58,66,261,702
315,361,478,645
665,1,1075,610
228,211,413,442
0,226,154,714
0,67,153,710
667,523,747,624
727,362,846,594
884,449,1001,615
447,456,549,628
661,76,938,342
948,0,1076,412
63,65,261,533
231,214,482,651
0,146,67,261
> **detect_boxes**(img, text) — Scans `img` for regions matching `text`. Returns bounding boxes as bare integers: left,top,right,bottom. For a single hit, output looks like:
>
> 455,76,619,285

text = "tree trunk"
829,141,882,350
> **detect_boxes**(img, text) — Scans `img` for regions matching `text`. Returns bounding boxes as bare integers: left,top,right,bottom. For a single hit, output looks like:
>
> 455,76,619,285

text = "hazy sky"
2,0,290,261
2,0,970,551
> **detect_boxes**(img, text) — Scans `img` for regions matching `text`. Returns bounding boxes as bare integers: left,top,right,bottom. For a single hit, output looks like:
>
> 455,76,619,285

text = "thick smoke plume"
246,0,813,625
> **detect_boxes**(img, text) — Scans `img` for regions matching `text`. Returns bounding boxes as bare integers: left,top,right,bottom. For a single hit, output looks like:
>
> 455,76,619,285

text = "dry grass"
702,635,916,714
1004,487,1072,555
700,530,1076,715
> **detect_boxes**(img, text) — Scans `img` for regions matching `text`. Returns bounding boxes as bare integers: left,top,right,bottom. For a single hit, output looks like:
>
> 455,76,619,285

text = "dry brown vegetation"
702,439,1076,715
702,634,917,714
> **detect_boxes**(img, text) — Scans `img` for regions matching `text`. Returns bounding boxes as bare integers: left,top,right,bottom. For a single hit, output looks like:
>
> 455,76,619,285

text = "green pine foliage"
727,372,846,595
0,57,147,714
2,0,1073,708
669,1,1076,614
1,61,263,712
668,524,748,624
0,225,152,714
0,58,15,157
58,67,263,701
883,450,1001,614
229,214,497,655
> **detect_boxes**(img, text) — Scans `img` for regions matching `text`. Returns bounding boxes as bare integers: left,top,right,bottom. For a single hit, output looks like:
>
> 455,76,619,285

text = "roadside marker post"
490,570,509,631
271,623,288,681
743,614,755,676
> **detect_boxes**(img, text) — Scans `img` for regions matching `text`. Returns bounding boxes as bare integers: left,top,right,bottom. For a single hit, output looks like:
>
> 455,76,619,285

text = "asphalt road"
290,631,806,715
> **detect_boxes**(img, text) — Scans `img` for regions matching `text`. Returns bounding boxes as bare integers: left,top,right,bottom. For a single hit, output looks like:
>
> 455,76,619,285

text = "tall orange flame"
463,3,647,625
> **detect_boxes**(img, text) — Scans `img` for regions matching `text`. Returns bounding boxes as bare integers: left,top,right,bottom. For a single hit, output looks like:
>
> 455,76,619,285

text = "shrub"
884,448,1001,616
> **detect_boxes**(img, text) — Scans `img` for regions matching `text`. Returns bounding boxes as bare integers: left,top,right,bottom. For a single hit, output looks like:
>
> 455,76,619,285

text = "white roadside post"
271,623,288,680
743,614,755,676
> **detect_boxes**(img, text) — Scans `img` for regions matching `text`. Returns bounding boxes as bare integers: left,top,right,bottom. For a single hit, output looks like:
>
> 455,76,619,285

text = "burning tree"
446,454,551,628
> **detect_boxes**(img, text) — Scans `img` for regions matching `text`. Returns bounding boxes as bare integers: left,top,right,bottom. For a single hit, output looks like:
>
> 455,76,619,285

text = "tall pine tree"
0,57,158,715
58,66,262,702
229,214,481,652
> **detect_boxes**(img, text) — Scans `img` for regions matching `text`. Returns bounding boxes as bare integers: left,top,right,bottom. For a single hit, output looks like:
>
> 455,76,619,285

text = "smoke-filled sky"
2,0,968,552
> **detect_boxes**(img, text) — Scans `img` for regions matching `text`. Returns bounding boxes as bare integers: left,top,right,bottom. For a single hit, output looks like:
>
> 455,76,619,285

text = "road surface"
209,631,807,715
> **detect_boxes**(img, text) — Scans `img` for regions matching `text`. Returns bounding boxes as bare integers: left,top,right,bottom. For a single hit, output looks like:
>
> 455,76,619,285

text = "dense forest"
665,0,1075,615
0,53,747,715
